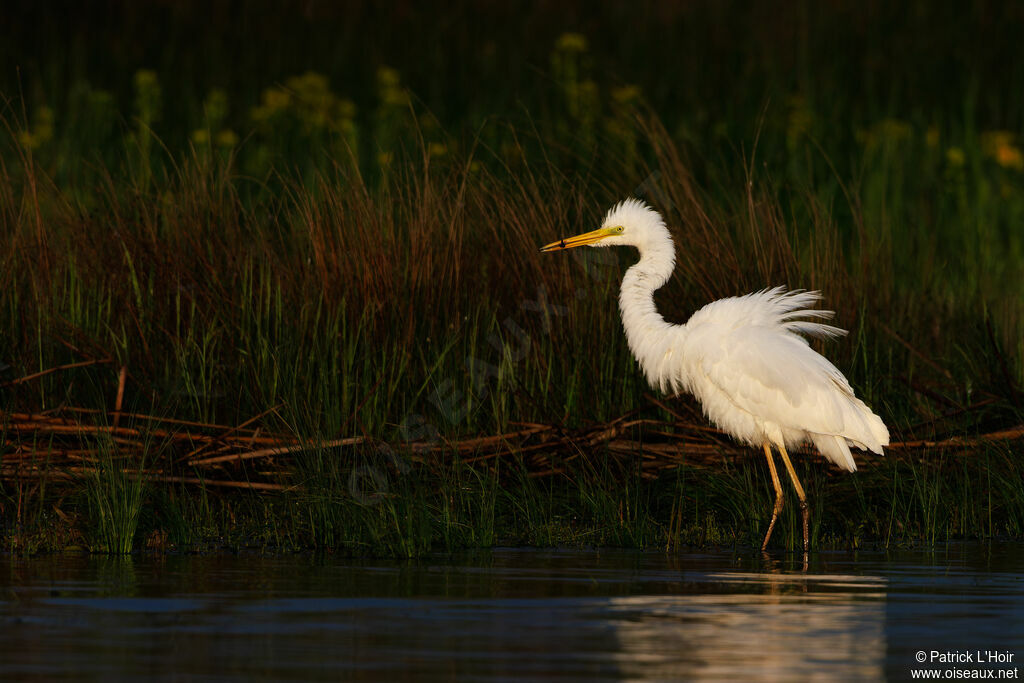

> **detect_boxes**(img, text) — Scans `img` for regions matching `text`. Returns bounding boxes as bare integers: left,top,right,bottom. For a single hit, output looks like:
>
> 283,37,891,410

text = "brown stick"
888,426,1024,449
0,466,290,491
7,421,290,446
112,365,128,430
57,407,290,437
1,358,114,388
5,402,1024,490
448,425,552,451
644,394,689,422
141,475,291,491
188,436,367,466
181,403,285,462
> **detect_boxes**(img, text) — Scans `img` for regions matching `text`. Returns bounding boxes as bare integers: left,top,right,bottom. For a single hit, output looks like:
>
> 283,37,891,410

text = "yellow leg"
761,443,785,551
776,442,810,553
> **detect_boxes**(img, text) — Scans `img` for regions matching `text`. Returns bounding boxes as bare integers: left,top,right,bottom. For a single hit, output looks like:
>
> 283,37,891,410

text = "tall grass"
4,114,1019,432
2,114,1022,551
82,434,152,554
2,11,1023,554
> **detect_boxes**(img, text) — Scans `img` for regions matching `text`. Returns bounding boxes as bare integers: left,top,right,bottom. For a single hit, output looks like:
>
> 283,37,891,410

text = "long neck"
618,236,683,388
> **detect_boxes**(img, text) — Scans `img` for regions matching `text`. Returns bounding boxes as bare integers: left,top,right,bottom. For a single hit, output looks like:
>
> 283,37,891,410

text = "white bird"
541,198,888,552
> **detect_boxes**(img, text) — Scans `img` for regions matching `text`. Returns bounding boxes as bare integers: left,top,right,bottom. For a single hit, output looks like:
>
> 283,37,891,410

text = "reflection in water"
605,591,885,680
0,546,1020,681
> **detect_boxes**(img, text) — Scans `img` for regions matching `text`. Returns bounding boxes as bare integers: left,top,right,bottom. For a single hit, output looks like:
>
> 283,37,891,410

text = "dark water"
1,545,1022,681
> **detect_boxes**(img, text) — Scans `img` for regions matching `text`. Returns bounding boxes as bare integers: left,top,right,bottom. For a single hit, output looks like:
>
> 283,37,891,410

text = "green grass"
81,434,151,554
3,370,1023,557
1,5,1023,555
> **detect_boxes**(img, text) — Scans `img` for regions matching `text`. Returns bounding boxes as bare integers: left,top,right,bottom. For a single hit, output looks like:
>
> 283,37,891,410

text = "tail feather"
811,399,889,472
811,433,857,472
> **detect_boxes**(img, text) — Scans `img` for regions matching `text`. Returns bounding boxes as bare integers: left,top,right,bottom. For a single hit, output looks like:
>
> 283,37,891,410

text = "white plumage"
541,198,889,552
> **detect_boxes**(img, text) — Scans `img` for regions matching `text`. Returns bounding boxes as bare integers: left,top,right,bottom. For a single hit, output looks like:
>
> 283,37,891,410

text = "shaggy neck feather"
618,233,681,378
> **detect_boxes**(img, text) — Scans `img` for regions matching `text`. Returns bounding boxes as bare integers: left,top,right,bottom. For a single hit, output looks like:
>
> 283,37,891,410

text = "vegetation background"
1,0,1022,555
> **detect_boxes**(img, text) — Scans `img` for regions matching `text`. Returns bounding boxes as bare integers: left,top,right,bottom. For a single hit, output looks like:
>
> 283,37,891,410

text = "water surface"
2,545,1021,680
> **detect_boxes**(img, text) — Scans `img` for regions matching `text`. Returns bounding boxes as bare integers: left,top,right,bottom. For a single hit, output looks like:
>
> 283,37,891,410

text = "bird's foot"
760,518,777,552
799,501,810,553
761,495,785,551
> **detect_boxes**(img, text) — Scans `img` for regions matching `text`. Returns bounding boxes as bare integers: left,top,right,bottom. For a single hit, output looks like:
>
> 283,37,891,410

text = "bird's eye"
614,226,624,233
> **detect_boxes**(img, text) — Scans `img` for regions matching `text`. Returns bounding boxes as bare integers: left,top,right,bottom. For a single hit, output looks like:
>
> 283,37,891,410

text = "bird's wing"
683,290,853,422
683,300,886,469
701,328,855,430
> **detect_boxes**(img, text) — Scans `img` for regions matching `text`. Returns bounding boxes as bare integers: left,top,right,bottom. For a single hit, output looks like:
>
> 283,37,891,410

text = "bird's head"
540,198,670,253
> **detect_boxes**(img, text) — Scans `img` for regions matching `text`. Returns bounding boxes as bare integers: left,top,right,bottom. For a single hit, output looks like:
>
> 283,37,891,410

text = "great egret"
540,198,888,552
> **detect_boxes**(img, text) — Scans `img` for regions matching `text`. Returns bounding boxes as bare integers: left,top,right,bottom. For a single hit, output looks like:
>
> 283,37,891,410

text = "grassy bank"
4,431,1023,556
1,4,1023,554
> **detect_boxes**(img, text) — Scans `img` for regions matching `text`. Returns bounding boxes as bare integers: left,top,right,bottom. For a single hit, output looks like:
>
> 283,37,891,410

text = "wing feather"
679,288,887,470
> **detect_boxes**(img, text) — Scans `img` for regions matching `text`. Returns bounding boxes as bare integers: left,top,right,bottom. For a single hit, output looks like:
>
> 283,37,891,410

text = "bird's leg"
776,443,810,553
761,443,785,551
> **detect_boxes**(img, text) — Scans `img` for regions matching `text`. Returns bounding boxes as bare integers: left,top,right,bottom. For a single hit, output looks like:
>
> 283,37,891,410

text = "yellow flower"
251,87,290,122
336,99,357,120
428,142,447,157
263,88,290,111
376,67,409,109
134,70,158,89
133,70,161,123
981,131,1023,170
946,147,965,166
876,118,911,142
382,88,410,107
288,71,329,97
857,118,912,151
786,95,813,149
612,85,642,105
556,32,588,52
215,129,239,148
19,106,55,149
376,66,401,89
17,130,37,149
191,129,210,145
995,144,1024,170
203,89,229,128
337,119,357,137
980,130,1013,152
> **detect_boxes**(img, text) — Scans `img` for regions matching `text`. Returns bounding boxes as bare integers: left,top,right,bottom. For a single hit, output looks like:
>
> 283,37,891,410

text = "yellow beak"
539,227,616,252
